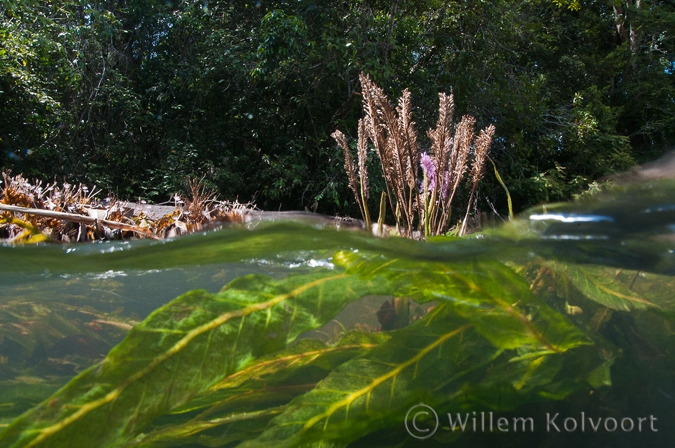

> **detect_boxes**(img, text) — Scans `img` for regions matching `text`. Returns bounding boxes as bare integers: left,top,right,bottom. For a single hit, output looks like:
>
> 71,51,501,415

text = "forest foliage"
1,0,674,216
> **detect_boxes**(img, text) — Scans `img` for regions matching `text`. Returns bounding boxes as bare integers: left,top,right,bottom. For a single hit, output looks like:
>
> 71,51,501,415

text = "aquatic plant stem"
392,297,410,330
377,191,386,236
459,189,475,236
423,170,431,238
488,156,513,220
360,178,371,231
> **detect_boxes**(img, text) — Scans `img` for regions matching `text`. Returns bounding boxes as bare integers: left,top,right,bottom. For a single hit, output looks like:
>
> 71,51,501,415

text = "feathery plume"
360,73,397,224
397,89,419,190
357,119,370,200
446,115,475,199
460,123,495,236
429,92,454,169
332,129,363,217
470,124,495,189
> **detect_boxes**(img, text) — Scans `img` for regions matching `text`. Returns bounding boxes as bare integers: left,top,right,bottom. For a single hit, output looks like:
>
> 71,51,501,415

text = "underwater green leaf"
546,262,660,311
0,299,131,355
242,304,604,447
0,269,384,447
241,307,492,447
126,331,389,447
209,331,390,394
334,251,591,351
621,270,675,315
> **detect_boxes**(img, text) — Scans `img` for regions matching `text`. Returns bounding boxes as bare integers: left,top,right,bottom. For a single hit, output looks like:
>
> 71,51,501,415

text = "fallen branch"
0,203,161,240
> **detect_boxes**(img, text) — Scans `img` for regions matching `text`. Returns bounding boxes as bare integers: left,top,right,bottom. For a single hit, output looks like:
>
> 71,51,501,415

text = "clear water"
1,178,675,447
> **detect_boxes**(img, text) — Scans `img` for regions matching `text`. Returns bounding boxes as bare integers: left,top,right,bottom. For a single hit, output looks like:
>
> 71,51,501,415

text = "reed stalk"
377,191,386,236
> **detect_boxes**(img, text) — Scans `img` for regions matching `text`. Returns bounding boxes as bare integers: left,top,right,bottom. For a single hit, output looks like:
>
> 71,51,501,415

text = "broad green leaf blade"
618,270,675,315
127,407,285,448
208,331,390,394
243,304,600,448
243,307,493,448
0,270,383,448
126,331,389,447
335,251,591,351
546,262,660,311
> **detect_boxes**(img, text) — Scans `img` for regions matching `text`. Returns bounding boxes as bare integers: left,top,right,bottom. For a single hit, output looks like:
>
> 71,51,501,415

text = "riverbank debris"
0,172,254,244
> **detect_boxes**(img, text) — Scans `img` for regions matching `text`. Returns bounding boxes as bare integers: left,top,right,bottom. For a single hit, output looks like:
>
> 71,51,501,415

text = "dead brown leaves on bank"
0,172,254,244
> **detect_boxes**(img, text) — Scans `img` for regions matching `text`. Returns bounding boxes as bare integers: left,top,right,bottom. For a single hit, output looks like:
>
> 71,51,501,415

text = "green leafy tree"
1,0,673,215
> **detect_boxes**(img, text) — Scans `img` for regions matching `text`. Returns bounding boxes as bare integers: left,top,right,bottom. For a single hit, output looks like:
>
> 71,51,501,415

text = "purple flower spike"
420,153,437,192
441,170,451,200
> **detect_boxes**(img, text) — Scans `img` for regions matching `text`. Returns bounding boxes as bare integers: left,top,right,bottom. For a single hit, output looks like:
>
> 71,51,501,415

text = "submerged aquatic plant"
1,174,675,447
